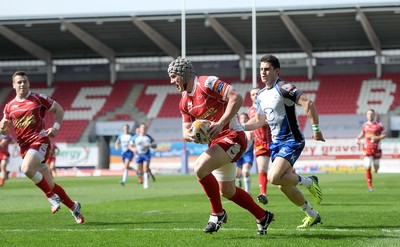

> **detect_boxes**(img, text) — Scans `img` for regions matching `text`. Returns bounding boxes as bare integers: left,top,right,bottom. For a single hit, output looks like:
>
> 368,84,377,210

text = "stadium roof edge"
0,3,399,22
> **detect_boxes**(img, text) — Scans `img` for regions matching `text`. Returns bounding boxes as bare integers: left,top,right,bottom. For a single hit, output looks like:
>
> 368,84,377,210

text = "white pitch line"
2,228,400,233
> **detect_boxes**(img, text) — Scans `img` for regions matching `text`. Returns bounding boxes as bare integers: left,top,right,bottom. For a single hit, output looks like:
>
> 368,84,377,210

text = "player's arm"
55,146,60,156
46,101,64,137
0,118,11,135
150,139,157,149
209,87,243,138
297,93,325,142
373,129,388,142
128,139,137,153
0,138,6,147
355,131,364,144
182,122,196,142
243,114,266,131
115,138,120,150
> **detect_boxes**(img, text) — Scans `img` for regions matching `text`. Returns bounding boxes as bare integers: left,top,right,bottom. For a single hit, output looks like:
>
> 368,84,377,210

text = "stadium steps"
79,83,148,142
96,82,147,123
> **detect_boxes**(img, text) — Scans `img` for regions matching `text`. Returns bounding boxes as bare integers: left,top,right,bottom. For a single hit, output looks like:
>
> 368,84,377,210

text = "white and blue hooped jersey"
116,133,134,154
256,78,305,143
130,134,155,155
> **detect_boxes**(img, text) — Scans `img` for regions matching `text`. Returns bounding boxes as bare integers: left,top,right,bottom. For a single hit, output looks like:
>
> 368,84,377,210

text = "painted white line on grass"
382,229,400,233
3,228,400,233
142,210,161,214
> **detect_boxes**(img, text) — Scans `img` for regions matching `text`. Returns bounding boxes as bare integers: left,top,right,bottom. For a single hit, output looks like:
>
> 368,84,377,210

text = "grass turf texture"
0,173,399,247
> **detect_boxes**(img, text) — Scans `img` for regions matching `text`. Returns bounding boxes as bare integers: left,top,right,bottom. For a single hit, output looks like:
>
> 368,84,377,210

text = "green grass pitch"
0,173,399,247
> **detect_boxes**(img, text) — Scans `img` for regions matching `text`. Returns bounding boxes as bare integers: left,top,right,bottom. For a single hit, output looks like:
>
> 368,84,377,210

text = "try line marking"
3,228,400,233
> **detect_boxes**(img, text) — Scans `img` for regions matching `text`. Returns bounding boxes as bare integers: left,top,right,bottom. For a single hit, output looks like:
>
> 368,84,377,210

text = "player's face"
239,114,249,124
12,75,30,97
139,124,147,135
366,110,375,121
169,73,185,93
250,89,260,104
260,62,279,87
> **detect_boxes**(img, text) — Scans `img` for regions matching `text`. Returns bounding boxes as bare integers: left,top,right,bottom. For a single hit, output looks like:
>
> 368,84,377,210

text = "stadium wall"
7,139,400,176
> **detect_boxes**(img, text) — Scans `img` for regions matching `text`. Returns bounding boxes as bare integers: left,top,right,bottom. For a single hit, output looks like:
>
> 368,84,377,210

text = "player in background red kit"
0,71,84,224
355,109,387,192
247,87,272,204
0,134,13,186
167,57,274,235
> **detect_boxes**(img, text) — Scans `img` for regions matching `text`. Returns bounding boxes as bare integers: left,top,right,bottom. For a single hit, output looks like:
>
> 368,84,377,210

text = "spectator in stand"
0,71,84,224
247,87,272,204
0,134,13,186
355,109,387,192
46,142,60,178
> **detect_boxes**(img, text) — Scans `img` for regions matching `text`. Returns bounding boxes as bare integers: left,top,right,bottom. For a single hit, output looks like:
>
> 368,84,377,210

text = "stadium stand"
0,80,134,143
2,73,400,142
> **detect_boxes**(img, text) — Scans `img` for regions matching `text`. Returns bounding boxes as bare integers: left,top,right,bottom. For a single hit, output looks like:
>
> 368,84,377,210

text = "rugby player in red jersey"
167,57,274,235
355,109,387,192
0,71,84,224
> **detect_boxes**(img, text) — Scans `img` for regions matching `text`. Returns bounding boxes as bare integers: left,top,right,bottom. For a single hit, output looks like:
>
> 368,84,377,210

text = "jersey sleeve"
279,82,303,103
38,93,55,110
129,134,137,145
204,76,231,101
147,134,155,143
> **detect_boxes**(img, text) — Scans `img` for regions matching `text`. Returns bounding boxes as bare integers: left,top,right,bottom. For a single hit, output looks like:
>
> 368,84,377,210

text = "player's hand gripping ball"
191,120,211,144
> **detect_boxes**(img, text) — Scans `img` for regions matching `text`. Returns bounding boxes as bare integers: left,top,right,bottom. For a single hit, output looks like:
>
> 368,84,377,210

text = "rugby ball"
191,120,211,144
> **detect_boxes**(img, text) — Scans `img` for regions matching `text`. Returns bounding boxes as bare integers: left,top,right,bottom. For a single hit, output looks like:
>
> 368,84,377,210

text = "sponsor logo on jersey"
281,83,297,96
215,81,225,94
198,107,217,120
281,84,294,91
13,114,36,128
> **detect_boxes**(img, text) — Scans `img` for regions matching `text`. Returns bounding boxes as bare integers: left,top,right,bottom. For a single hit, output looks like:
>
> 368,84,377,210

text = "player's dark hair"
260,55,280,69
12,71,27,79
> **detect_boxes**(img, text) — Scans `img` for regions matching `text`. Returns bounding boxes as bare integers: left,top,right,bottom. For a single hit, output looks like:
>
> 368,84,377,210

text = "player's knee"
374,163,380,173
242,167,250,177
20,164,29,174
194,164,207,178
267,173,278,185
363,156,373,169
220,187,235,199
